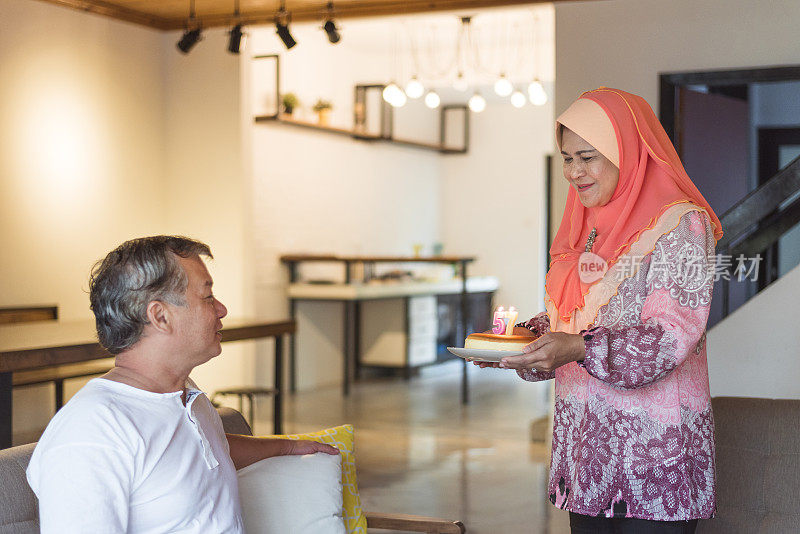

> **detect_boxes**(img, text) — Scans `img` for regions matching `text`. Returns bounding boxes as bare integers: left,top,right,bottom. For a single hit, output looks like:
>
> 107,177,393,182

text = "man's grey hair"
89,236,212,355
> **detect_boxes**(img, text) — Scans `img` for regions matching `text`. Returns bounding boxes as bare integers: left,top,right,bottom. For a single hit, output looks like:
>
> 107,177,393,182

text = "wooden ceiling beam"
158,0,553,30
33,0,559,31
34,0,174,30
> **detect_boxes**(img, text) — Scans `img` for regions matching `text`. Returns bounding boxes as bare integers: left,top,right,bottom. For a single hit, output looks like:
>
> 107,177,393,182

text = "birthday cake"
464,332,535,352
463,305,536,352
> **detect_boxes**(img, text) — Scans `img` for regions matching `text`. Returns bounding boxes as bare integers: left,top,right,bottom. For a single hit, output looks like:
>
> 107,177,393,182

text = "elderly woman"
478,88,722,533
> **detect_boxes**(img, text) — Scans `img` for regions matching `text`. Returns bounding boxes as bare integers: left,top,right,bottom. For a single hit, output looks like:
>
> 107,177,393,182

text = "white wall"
707,263,800,399
553,0,800,238
440,95,553,318
0,0,166,320
0,0,167,435
246,7,554,388
160,28,257,392
554,0,800,398
0,1,257,436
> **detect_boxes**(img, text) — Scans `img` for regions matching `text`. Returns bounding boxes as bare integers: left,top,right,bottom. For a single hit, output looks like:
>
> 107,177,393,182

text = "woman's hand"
470,327,539,369
499,332,585,372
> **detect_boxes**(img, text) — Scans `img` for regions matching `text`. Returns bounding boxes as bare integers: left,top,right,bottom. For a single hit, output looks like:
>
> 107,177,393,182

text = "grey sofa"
696,397,800,534
0,407,251,534
0,407,464,534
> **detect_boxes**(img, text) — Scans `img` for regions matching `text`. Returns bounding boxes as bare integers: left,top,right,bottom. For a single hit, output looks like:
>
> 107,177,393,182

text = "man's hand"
285,439,339,456
498,332,585,372
471,327,540,369
227,434,339,469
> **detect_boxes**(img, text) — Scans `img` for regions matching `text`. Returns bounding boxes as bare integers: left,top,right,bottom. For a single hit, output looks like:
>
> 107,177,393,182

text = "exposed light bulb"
453,72,468,92
382,82,407,108
424,90,441,109
468,93,486,113
528,80,548,106
511,90,526,108
405,77,425,99
494,75,513,97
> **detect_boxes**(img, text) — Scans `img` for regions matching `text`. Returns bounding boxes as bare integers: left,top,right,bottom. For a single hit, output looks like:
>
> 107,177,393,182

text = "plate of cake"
447,332,536,362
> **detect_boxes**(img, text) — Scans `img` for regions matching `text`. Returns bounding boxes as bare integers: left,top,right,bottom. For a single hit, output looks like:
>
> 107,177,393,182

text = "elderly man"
26,236,337,533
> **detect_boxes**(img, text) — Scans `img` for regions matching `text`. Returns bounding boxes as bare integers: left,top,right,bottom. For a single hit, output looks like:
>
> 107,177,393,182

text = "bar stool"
211,387,280,433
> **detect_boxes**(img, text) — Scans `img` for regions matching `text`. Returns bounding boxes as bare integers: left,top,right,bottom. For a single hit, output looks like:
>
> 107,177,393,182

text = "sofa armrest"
217,406,253,436
365,512,465,533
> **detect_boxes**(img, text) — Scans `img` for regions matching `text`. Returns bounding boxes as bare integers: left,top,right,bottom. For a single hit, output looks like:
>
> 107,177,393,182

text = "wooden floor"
254,361,571,534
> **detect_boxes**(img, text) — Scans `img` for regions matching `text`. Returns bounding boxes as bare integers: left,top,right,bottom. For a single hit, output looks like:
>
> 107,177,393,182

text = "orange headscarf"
546,87,723,323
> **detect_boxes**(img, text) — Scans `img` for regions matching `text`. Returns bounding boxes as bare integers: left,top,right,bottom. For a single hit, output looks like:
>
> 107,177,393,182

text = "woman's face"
561,127,620,208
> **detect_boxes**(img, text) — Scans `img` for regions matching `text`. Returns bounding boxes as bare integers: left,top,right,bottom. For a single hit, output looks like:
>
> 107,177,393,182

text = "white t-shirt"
26,378,244,534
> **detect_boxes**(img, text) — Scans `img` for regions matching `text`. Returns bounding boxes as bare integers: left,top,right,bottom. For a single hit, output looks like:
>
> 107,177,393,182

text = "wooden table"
280,254,489,405
0,318,295,449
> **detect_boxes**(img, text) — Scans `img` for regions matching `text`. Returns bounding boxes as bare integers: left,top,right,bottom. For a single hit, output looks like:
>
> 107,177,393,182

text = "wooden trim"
0,319,296,373
279,254,475,263
220,320,296,342
365,512,465,533
256,115,465,153
659,64,800,148
36,0,566,31
255,115,382,140
0,306,58,325
13,359,114,386
34,0,174,30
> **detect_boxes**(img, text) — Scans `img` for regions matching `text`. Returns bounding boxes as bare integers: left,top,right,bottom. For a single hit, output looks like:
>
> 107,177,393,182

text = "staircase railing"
716,155,800,318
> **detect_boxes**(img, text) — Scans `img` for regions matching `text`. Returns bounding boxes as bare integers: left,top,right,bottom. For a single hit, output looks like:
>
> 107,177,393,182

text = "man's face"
169,255,228,365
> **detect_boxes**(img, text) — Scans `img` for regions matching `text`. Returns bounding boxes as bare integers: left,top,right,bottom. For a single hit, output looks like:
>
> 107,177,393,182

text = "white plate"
447,347,523,362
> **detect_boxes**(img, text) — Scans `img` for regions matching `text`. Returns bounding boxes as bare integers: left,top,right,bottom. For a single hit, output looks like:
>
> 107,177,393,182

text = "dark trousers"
569,513,698,534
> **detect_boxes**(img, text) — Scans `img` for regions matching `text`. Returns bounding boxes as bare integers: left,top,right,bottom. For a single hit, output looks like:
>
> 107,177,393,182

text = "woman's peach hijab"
546,87,723,323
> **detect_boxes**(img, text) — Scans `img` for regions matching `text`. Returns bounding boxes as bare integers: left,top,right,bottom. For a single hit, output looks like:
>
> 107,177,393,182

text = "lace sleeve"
515,312,555,382
579,210,714,389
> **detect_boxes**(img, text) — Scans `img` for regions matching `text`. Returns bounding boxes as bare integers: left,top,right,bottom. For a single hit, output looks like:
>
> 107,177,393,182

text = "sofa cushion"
0,443,38,534
698,397,800,534
238,452,345,534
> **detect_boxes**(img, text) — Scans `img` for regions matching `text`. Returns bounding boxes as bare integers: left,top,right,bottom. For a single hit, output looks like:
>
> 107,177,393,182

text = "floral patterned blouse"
518,210,716,521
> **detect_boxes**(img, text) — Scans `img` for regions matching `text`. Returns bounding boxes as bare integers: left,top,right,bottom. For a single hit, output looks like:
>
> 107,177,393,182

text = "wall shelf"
252,55,469,155
254,114,466,154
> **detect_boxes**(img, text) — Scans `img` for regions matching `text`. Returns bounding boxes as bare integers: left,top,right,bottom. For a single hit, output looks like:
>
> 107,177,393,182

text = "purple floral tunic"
518,209,716,521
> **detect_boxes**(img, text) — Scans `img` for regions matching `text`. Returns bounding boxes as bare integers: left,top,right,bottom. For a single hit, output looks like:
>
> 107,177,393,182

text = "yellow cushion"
267,424,367,534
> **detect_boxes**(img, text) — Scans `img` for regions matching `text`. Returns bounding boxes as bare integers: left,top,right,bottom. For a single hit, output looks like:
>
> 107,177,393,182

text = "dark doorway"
677,86,750,328
659,66,800,327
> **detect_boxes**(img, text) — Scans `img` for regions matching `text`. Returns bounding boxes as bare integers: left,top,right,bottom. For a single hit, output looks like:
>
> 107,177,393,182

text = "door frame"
659,65,800,152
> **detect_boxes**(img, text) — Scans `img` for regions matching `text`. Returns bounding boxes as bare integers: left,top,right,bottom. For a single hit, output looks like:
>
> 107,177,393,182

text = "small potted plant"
281,93,299,116
313,99,333,126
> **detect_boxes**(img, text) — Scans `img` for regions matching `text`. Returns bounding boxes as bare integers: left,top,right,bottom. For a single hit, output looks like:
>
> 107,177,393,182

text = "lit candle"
505,306,518,335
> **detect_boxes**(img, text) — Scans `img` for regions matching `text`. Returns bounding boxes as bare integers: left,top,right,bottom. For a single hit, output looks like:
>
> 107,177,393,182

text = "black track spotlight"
177,27,202,54
323,19,340,44
228,24,244,54
275,1,296,49
275,21,296,49
177,0,201,54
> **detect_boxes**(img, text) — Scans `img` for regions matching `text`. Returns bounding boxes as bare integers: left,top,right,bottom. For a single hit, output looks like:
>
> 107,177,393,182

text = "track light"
227,0,244,54
177,27,202,54
275,1,296,49
176,0,201,54
228,24,244,54
323,20,340,44
276,22,296,49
